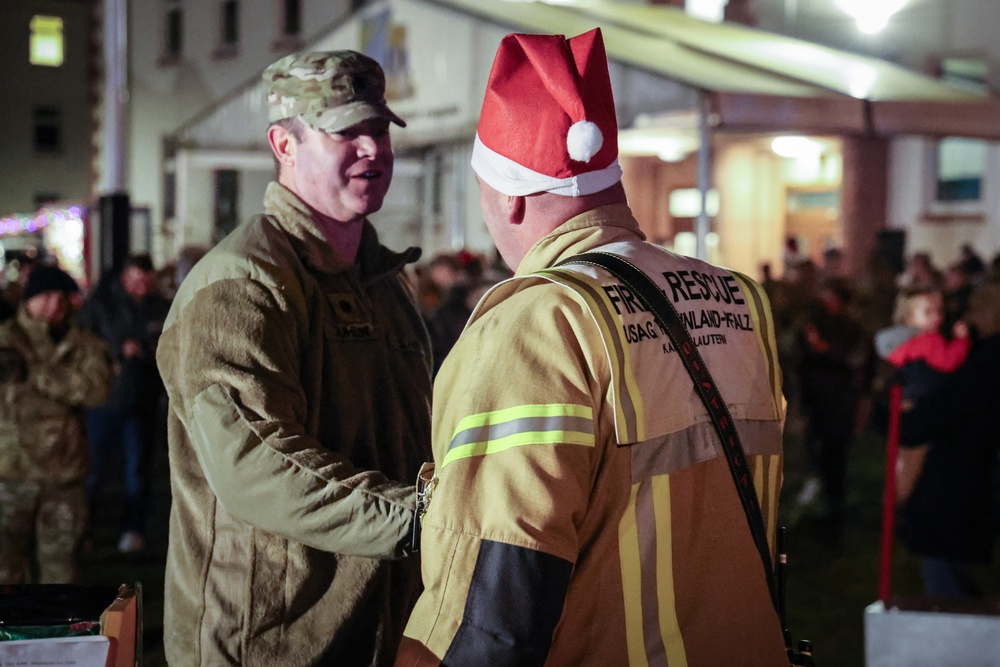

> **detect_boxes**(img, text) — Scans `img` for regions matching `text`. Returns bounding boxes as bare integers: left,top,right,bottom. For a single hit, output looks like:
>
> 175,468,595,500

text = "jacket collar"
263,182,421,281
516,203,645,276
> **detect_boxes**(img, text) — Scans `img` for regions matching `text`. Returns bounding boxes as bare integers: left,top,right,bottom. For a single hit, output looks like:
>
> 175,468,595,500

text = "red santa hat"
472,28,622,197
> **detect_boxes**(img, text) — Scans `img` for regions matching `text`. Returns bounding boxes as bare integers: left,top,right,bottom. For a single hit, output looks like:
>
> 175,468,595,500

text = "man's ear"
506,195,526,225
267,124,296,168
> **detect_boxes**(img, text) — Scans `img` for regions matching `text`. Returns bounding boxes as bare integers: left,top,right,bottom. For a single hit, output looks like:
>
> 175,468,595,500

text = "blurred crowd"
1,236,997,599
410,249,512,376
0,242,509,586
766,240,1000,597
0,245,205,585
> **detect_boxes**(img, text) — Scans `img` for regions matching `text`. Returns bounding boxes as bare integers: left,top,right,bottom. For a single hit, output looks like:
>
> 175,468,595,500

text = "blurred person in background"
423,251,485,375
0,265,112,583
156,50,431,666
795,278,868,533
78,253,172,554
942,261,975,334
958,243,987,285
896,251,941,291
899,284,1000,597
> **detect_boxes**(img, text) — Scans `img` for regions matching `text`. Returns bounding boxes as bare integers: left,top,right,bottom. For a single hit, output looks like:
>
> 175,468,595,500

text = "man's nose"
355,134,379,157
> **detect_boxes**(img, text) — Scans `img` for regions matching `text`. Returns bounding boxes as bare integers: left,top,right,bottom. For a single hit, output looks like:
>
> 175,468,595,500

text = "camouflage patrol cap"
263,50,406,133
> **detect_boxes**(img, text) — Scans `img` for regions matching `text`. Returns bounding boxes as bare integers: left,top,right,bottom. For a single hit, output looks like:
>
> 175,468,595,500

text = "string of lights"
0,206,85,236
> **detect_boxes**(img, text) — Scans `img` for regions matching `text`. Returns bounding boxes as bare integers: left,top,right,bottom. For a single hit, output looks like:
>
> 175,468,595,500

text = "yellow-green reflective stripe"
730,272,782,411
767,454,781,553
443,404,595,469
442,429,595,468
653,475,688,667
619,483,648,667
452,403,592,433
537,267,645,442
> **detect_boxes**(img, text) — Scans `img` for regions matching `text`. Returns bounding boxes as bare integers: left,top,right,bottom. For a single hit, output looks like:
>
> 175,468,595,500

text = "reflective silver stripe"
447,415,595,451
636,478,670,666
629,420,782,479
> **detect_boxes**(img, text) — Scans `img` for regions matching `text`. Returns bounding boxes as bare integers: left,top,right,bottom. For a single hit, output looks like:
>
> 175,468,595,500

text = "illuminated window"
933,58,988,206
668,188,720,218
30,15,64,67
936,139,985,202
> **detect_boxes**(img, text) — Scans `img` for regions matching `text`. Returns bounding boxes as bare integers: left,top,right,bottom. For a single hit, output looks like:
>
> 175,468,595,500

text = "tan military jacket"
0,308,112,484
399,204,787,666
157,183,432,666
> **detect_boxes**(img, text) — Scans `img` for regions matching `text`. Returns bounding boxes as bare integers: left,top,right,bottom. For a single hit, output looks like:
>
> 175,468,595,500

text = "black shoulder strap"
557,251,780,615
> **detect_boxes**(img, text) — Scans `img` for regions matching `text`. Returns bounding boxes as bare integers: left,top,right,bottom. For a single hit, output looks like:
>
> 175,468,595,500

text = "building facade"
76,0,1000,277
0,0,94,275
753,0,1000,270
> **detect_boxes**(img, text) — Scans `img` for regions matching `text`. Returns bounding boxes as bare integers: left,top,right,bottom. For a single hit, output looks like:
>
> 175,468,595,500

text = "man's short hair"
270,116,306,142
268,116,307,176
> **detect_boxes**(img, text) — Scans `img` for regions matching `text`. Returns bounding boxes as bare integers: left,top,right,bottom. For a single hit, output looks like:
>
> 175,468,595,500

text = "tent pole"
696,92,713,261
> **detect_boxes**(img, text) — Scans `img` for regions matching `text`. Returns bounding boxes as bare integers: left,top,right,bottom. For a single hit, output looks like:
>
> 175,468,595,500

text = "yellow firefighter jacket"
397,204,787,667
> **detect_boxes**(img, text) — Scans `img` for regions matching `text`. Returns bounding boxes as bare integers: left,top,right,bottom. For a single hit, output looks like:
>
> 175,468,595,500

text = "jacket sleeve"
398,283,601,666
161,276,416,560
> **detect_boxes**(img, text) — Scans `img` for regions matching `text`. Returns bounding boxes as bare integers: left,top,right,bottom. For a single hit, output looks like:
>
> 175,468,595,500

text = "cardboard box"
100,584,140,667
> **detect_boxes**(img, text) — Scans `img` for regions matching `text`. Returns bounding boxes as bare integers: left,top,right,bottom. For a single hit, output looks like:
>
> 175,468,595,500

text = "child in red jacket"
875,287,970,404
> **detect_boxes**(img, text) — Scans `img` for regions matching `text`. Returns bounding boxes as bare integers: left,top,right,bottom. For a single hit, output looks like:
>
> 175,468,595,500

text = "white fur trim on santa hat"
472,134,623,198
567,121,603,163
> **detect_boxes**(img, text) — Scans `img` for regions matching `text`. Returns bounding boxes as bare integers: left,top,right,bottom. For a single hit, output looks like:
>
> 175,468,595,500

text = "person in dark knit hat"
0,263,112,584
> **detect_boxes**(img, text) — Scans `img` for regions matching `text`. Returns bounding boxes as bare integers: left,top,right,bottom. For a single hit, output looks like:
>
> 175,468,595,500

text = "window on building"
271,0,303,52
164,1,183,59
932,57,989,209
221,0,240,46
33,106,62,153
936,139,985,202
282,0,300,36
30,15,64,67
214,170,239,240
163,172,176,219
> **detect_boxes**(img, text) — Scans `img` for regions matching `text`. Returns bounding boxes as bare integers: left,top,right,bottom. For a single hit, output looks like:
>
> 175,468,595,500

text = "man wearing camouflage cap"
157,50,432,666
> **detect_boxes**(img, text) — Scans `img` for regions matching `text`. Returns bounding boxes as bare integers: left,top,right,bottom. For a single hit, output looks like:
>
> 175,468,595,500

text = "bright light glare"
833,0,909,35
669,189,720,218
686,0,727,23
619,134,694,163
771,136,823,159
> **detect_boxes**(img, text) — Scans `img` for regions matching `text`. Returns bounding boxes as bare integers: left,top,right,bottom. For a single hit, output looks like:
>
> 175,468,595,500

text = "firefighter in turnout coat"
396,30,787,667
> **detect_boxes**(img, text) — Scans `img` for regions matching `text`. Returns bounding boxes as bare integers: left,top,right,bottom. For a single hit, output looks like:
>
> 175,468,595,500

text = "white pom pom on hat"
566,120,603,163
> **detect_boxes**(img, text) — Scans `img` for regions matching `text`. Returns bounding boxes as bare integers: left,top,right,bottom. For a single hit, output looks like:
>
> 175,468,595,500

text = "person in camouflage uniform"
0,264,113,584
157,51,431,666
